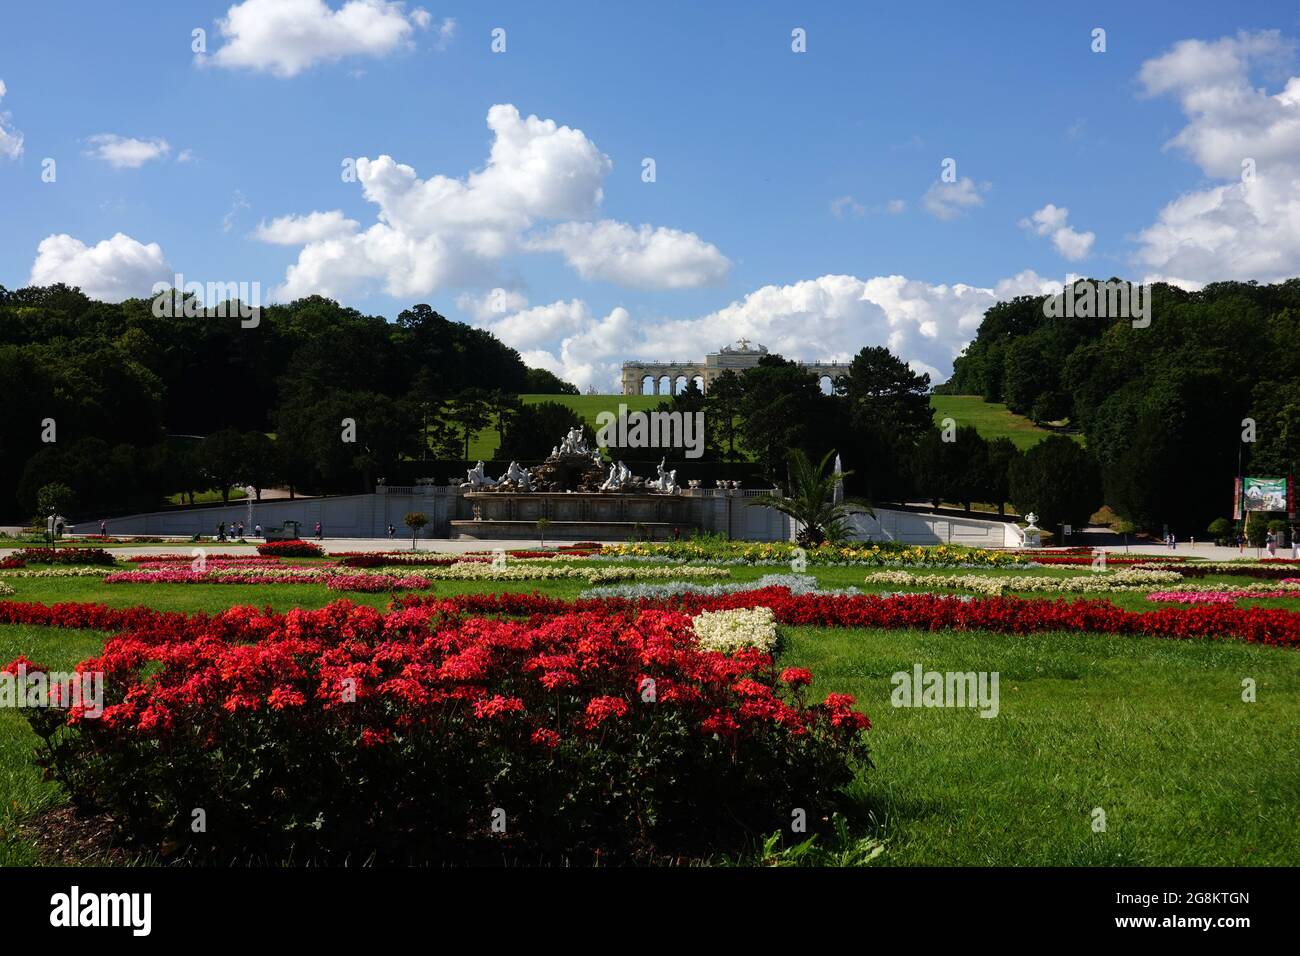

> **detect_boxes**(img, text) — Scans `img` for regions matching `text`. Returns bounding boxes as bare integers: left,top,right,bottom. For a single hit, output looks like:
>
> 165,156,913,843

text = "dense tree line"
15,275,1274,534
940,278,1300,533
631,346,1089,526
0,285,576,521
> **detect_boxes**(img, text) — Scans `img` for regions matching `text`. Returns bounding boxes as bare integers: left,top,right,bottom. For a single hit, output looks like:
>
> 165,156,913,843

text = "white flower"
691,606,779,654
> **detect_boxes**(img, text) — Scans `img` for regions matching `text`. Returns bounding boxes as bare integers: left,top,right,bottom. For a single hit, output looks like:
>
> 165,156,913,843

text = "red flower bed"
393,588,1300,648
0,600,199,637
11,547,115,565
127,554,283,565
255,540,324,558
10,582,1300,649
15,600,869,864
1147,564,1300,580
0,557,26,569
1027,555,1175,566
324,573,431,592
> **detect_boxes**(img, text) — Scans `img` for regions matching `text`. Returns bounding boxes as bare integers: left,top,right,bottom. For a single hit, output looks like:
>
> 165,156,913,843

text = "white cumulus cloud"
29,233,172,302
206,0,436,78
524,221,730,289
267,104,727,299
469,271,1062,392
85,134,171,169
1019,203,1095,261
1135,30,1300,285
253,210,360,244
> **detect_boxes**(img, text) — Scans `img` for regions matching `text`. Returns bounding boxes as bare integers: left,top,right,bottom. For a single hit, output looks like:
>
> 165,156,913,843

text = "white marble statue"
600,460,635,491
600,463,621,491
648,457,678,494
559,427,590,456
505,460,533,491
461,460,498,489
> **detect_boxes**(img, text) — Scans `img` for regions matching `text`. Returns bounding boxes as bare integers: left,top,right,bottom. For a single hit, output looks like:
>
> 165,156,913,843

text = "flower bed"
863,568,1185,594
1146,587,1300,604
1140,563,1300,580
336,554,475,569
13,601,870,864
255,540,324,558
408,562,731,584
324,573,433,592
126,554,284,565
0,600,195,634
583,573,861,601
104,568,332,585
98,562,730,589
0,581,13,596
598,541,1028,568
1024,555,1179,566
1,567,111,578
692,606,779,653
11,548,115,565
389,588,1300,648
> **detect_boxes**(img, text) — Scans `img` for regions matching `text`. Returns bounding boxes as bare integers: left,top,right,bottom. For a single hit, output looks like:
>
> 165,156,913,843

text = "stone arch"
673,374,689,394
641,374,656,395
818,374,834,395
657,375,672,395
692,374,705,393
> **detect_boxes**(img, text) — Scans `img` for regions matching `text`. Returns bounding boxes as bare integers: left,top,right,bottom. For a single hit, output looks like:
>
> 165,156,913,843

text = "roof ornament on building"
720,337,766,354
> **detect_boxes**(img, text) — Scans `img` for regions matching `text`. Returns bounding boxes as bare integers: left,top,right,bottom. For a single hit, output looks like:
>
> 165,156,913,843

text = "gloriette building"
619,338,847,395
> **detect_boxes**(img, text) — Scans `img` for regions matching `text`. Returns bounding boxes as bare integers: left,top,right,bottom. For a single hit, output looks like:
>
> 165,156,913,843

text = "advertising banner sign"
1243,476,1288,512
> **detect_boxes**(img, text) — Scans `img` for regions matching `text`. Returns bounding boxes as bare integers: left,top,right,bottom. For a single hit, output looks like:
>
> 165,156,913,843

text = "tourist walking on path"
99,519,107,537
254,523,263,538
217,521,226,542
315,521,322,540
1266,530,1278,557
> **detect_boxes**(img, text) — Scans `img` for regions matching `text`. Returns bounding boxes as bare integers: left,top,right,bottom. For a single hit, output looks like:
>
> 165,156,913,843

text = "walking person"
254,523,263,538
1266,530,1277,558
315,521,322,541
99,519,108,538
217,521,226,542
1292,527,1299,560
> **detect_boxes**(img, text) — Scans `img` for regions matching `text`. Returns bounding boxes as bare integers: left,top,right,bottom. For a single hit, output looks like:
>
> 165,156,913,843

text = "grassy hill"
929,394,1075,451
466,394,664,459
463,392,1068,459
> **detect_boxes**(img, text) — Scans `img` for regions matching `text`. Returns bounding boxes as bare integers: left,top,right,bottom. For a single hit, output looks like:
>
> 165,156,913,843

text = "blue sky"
3,0,1299,389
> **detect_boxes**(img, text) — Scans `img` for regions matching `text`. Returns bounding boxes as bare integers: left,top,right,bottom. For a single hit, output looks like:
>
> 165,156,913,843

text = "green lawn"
165,487,249,506
788,623,1298,865
470,392,1068,458
0,560,1297,866
930,394,1079,451
467,394,666,459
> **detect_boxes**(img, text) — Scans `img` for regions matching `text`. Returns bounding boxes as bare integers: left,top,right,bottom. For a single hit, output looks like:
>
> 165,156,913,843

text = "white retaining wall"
841,507,1022,547
82,491,1021,547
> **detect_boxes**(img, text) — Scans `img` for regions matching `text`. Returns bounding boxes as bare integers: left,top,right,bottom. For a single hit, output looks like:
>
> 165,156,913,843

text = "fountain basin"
450,491,700,540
